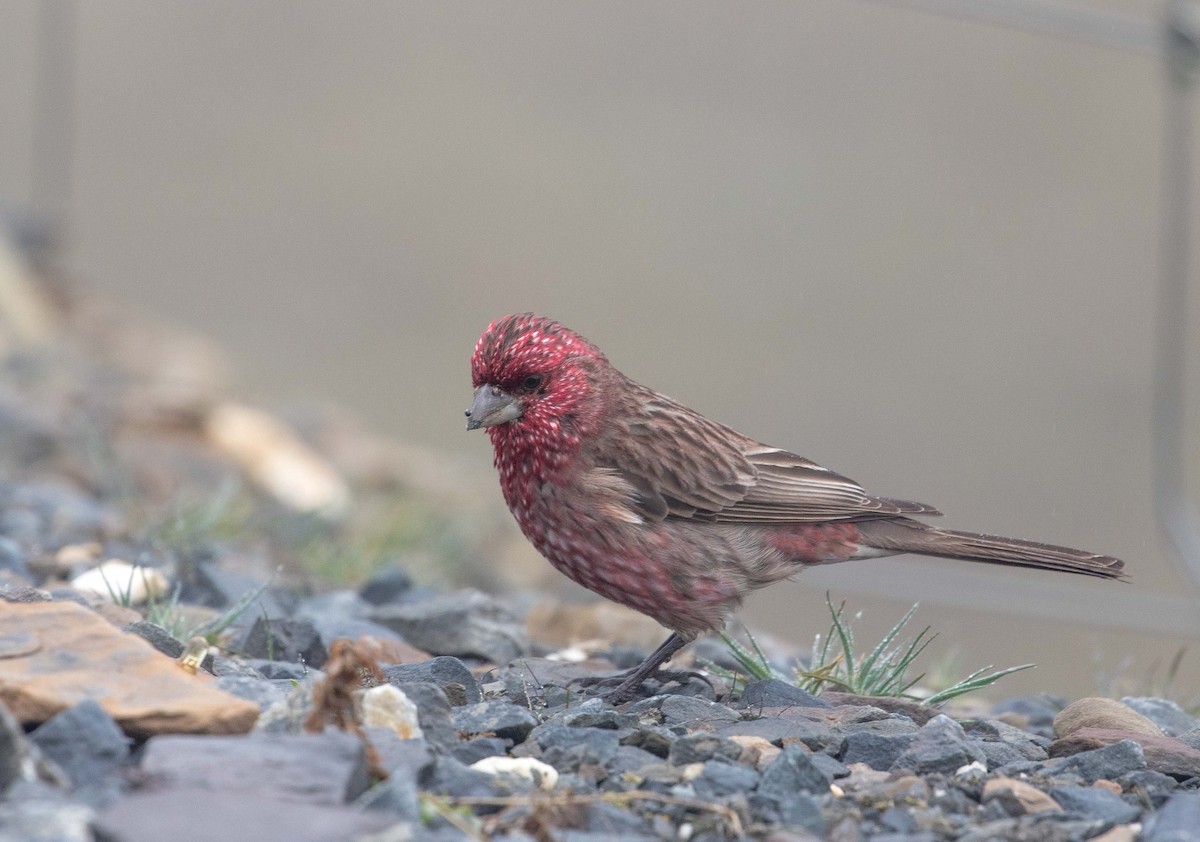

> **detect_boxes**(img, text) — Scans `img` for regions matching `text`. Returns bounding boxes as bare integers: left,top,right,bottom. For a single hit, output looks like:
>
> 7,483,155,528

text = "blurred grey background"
2,0,1197,697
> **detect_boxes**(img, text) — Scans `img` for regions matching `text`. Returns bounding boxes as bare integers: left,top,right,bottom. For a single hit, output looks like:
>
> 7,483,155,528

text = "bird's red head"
467,314,608,473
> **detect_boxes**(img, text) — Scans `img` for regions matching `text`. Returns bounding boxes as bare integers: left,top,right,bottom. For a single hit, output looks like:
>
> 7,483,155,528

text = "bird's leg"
580,632,707,705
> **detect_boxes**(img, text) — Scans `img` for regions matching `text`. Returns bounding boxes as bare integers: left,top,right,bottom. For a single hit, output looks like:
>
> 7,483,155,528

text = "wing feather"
599,378,941,524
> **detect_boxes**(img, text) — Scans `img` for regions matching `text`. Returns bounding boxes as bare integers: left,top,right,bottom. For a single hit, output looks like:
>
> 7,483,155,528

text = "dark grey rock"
991,695,1065,739
668,732,743,765
892,714,986,774
749,790,825,834
184,563,294,617
579,801,656,835
0,537,29,580
386,681,459,753
692,759,761,799
0,584,50,603
977,740,1041,771
293,590,370,624
213,676,293,711
359,566,414,605
1125,697,1198,738
123,621,217,673
353,730,433,821
628,694,740,729
1046,738,1147,783
1143,791,1200,842
620,725,676,758
1049,785,1141,823
608,744,662,775
718,715,839,753
240,617,328,668
141,731,370,805
758,744,831,796
0,700,64,794
242,658,318,680
966,718,1049,760
369,588,529,664
1120,768,1178,805
210,656,265,678
384,656,482,705
536,726,620,771
421,755,501,799
840,731,916,770
0,799,93,842
453,700,540,743
452,736,512,765
93,788,398,842
736,678,828,710
29,700,128,790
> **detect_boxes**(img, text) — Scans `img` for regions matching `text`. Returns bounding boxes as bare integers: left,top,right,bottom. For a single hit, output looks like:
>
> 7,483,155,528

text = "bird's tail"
855,518,1128,581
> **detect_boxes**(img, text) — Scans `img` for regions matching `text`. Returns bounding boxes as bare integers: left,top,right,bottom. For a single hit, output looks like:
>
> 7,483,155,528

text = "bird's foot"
571,667,715,705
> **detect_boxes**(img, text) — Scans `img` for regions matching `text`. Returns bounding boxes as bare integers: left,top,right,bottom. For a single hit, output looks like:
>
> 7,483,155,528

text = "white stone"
470,756,558,790
70,561,168,606
359,685,422,740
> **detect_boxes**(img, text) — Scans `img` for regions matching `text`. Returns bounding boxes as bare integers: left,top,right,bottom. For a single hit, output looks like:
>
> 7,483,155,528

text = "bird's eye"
521,374,544,391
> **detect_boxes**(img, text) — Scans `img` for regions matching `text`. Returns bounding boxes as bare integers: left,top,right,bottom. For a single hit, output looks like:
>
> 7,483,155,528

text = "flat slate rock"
0,602,258,736
93,788,399,842
141,731,370,805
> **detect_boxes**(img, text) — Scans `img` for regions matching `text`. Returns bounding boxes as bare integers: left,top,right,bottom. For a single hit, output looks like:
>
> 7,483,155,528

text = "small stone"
360,685,422,740
213,676,291,711
758,744,831,796
69,560,167,606
1122,697,1198,737
452,700,539,743
452,737,511,765
728,735,782,769
0,800,93,842
536,726,620,771
29,700,129,790
840,730,917,771
992,695,1064,738
359,567,414,606
891,714,985,775
1050,728,1200,780
1142,791,1200,841
382,656,482,705
1049,785,1141,824
385,682,458,753
141,731,371,805
471,756,558,790
422,755,500,798
369,589,529,664
736,679,829,709
240,617,328,668
1054,697,1162,739
628,694,740,729
667,732,743,765
718,715,839,753
1046,738,1147,782
242,659,316,681
691,759,760,799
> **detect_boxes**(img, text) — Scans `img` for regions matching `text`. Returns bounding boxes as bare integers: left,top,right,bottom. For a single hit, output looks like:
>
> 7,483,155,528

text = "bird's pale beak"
465,385,522,430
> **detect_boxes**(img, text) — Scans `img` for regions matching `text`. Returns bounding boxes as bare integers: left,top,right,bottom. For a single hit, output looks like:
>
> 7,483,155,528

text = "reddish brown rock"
1049,727,1200,780
0,601,258,737
1054,697,1161,739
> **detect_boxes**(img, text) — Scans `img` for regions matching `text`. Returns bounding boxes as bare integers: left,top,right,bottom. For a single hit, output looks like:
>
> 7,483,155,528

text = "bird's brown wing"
606,382,940,524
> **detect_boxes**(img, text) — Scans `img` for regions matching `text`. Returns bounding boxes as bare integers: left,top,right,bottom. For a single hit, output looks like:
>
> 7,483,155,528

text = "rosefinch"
467,313,1127,702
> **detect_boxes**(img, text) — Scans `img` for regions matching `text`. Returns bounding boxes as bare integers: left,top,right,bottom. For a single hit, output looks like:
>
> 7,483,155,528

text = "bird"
466,313,1127,703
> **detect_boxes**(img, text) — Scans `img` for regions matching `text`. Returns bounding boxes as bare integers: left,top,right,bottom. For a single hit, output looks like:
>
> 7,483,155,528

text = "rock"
453,737,512,765
1046,737,1147,782
0,799,93,842
360,685,422,740
253,681,319,734
736,679,828,709
28,699,129,790
891,714,986,775
453,700,539,743
1050,728,1200,779
1055,697,1162,739
240,617,328,668
668,732,743,765
1142,791,1200,842
840,730,917,771
1122,697,1197,737
692,759,761,799
184,563,293,617
93,789,396,842
992,695,1064,738
758,744,832,796
212,676,291,711
628,694,741,729
535,726,621,771
727,735,782,769
385,681,458,753
1049,785,1141,824
0,700,65,793
69,560,167,606
240,659,315,681
980,776,1062,815
382,656,482,706
422,755,501,799
141,731,371,804
750,790,825,834
471,756,559,790
353,731,434,820
358,566,414,605
966,718,1048,762
205,402,350,516
369,589,529,664
1119,769,1177,806
0,601,259,736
